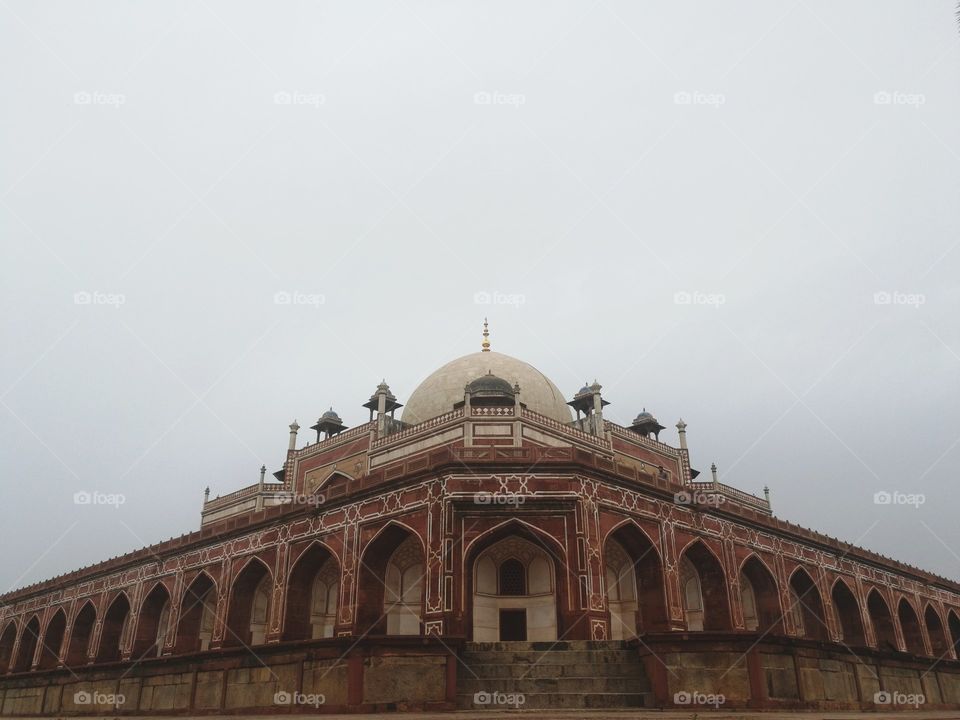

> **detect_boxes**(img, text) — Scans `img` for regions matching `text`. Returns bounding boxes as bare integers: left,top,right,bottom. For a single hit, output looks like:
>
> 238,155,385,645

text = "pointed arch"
739,554,783,634
37,609,67,670
948,609,960,655
898,597,926,656
65,602,96,667
96,592,131,663
283,541,340,640
132,582,172,659
12,615,41,672
464,518,568,566
788,567,828,640
175,571,217,654
678,540,731,631
924,604,949,657
224,557,272,647
357,522,424,636
831,578,866,646
0,621,16,672
867,588,898,651
604,520,667,634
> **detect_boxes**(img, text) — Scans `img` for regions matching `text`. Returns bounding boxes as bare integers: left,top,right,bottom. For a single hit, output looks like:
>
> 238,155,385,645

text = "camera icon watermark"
472,690,525,708
74,491,126,509
473,290,526,308
273,690,325,707
273,90,325,108
873,490,925,508
873,290,925,308
74,691,125,707
73,291,126,308
280,493,326,507
273,290,325,308
74,91,126,108
674,290,726,309
873,91,925,108
474,492,525,507
673,90,726,108
874,690,925,708
473,91,526,108
674,690,726,708
674,490,726,507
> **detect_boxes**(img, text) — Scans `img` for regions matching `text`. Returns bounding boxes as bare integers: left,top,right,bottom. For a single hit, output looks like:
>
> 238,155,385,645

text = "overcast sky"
1,0,958,593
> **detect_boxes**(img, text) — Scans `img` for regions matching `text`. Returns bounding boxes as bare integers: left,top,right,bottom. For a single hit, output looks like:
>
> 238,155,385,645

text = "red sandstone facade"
1,349,958,713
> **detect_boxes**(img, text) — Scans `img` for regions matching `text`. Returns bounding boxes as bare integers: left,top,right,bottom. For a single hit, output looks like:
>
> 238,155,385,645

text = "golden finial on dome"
481,317,490,352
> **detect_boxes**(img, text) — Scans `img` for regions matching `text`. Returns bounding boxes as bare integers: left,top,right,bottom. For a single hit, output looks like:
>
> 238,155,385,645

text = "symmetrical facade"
1,333,959,713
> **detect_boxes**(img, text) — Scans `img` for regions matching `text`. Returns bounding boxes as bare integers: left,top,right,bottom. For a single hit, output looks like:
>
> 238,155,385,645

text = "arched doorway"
788,568,828,640
679,541,730,631
12,616,40,672
604,523,667,637
175,573,217,654
924,605,949,657
867,589,897,651
949,610,960,656
96,594,131,663
224,559,272,647
0,622,16,672
740,556,782,634
357,524,424,636
473,535,557,642
832,579,866,646
37,610,66,670
898,598,925,655
283,543,340,640
132,583,171,659
65,603,96,666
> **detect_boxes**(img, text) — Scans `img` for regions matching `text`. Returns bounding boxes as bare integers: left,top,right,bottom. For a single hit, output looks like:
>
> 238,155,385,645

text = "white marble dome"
401,351,573,426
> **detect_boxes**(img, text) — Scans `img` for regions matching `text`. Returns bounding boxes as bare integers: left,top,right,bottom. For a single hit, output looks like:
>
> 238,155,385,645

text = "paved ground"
19,712,960,720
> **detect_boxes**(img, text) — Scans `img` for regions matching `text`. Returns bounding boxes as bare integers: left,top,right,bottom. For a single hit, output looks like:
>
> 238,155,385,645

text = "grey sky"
1,0,958,593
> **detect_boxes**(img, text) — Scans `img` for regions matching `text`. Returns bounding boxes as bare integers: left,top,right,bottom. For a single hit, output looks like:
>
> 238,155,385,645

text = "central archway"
473,535,557,642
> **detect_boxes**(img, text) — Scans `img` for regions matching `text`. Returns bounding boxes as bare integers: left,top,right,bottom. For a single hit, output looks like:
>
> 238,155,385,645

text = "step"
458,676,650,694
460,661,645,680
456,690,653,710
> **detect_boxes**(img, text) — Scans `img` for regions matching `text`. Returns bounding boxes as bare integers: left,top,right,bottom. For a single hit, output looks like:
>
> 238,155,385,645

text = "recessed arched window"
499,559,526,596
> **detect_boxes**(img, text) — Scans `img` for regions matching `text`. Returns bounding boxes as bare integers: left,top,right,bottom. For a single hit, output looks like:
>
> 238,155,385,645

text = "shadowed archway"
740,556,783,634
679,541,731,631
605,523,667,636
132,583,172,659
175,573,217,654
832,579,866,646
924,605,949,657
788,568,828,640
12,616,40,672
898,598,926,656
224,559,272,647
357,524,424,636
37,610,66,670
283,543,340,640
868,589,898,651
96,594,131,663
0,622,16,672
65,603,96,667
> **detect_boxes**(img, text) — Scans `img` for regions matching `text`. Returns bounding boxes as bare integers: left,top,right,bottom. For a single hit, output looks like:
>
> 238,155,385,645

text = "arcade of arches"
5,525,959,673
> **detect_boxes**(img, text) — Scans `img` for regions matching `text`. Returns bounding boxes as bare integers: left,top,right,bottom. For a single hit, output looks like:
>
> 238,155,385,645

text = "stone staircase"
457,640,652,710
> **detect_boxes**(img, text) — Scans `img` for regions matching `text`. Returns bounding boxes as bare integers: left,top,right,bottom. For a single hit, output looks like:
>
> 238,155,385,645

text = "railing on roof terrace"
520,407,610,448
687,480,770,513
370,409,464,449
605,422,680,457
203,482,289,513
291,421,376,458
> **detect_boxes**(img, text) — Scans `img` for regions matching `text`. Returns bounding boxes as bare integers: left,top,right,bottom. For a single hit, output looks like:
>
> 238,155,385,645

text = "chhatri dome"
401,320,573,426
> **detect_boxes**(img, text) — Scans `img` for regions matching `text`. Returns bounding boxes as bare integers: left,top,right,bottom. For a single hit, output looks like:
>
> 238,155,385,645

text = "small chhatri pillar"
288,420,300,450
363,380,402,437
311,408,348,441
567,380,609,436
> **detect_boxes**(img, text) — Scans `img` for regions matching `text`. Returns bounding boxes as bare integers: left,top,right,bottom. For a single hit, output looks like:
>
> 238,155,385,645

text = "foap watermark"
273,90,325,108
472,690,526,709
74,291,125,308
273,690,325,708
74,91,126,108
474,492,525,507
674,91,726,108
674,490,726,508
673,690,726,708
74,691,125,708
74,491,126,509
280,493,326,508
473,91,526,108
873,491,925,508
674,290,726,309
874,690,925,708
873,91,925,108
274,291,325,308
873,290,925,308
473,290,526,308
